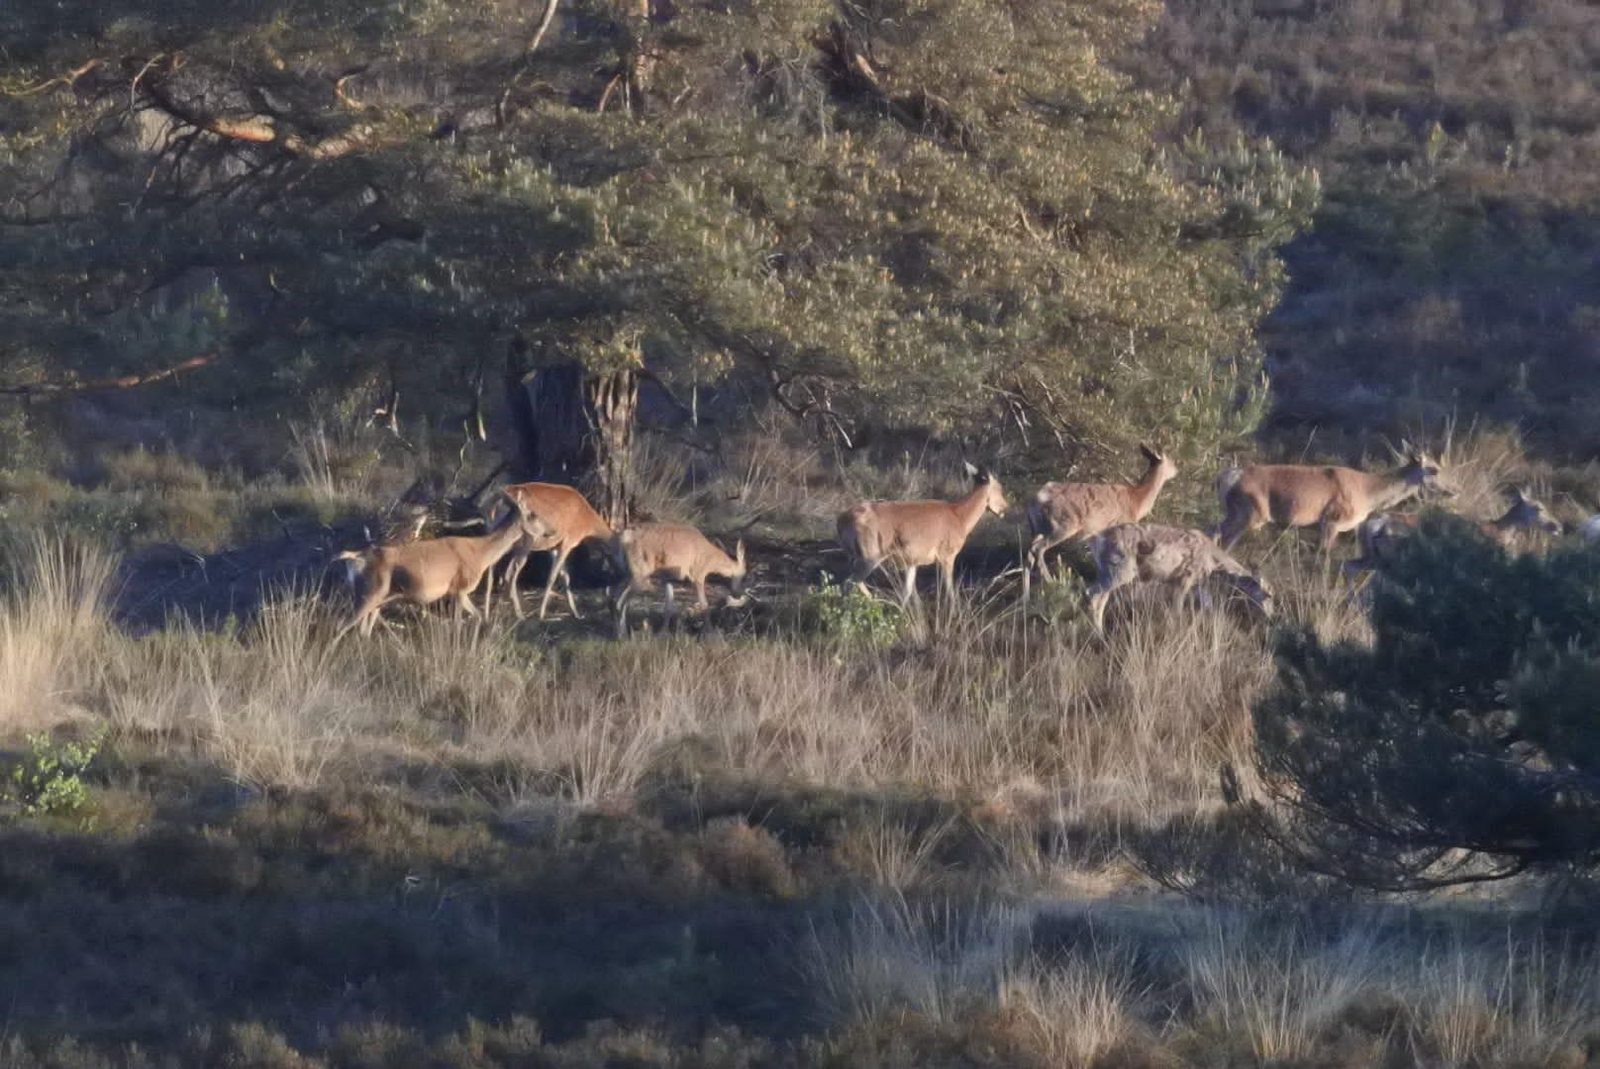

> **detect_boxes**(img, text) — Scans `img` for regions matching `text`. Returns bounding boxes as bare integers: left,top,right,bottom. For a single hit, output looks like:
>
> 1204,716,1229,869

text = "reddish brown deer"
1214,446,1448,551
1088,523,1273,633
1025,444,1177,587
609,523,748,633
334,495,531,639
491,482,614,620
837,462,1008,602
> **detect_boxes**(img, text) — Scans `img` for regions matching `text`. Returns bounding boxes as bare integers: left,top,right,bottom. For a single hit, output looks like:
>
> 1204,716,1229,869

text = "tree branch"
0,352,219,398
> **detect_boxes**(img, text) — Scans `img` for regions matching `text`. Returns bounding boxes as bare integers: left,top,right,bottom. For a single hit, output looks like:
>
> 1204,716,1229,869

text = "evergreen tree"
1255,514,1600,890
2,0,1315,512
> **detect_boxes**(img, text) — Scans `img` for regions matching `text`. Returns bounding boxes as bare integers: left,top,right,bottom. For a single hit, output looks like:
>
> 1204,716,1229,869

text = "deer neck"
952,482,992,540
481,513,527,563
1129,464,1172,519
1367,469,1422,513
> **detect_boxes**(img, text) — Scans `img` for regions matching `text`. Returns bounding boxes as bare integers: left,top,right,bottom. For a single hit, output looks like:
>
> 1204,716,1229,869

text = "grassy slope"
1133,0,1600,461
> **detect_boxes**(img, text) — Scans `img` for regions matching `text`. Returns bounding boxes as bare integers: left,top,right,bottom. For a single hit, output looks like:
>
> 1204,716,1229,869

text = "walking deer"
334,495,533,639
1088,524,1273,633
1214,446,1449,551
609,523,748,633
837,462,1008,602
1344,487,1563,577
1025,444,1177,586
491,482,614,619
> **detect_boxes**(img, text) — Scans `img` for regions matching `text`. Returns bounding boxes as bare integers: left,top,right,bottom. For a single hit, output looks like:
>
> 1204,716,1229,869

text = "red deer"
837,463,1008,602
1025,444,1177,587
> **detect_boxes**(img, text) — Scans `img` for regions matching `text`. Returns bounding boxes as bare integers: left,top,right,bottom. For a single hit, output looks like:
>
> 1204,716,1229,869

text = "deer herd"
332,440,1593,640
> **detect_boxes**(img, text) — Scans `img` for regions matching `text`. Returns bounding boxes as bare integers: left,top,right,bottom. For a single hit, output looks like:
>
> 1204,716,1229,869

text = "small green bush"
803,574,903,646
4,729,104,819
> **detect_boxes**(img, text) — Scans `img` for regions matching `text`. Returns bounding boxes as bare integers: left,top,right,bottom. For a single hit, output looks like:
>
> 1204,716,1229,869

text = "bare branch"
0,352,219,398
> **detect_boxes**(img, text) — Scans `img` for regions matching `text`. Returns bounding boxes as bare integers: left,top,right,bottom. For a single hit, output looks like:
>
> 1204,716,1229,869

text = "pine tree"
1,0,1315,511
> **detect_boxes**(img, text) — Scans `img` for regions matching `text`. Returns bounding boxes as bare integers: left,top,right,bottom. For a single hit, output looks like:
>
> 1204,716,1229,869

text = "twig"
0,352,219,397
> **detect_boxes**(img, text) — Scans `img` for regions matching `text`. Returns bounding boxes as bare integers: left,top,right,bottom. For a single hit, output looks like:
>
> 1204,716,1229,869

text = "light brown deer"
1344,487,1563,577
1214,446,1449,551
837,462,1008,602
334,495,531,639
1088,523,1273,633
1025,444,1177,586
609,523,748,633
490,482,614,620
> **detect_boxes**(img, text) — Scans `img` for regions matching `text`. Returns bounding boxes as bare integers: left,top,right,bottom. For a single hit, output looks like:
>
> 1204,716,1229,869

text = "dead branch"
0,352,219,398
5,59,104,97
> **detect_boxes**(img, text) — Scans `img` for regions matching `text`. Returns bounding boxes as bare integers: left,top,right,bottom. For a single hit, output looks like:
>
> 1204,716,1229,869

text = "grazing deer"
1025,444,1177,586
1088,523,1273,633
609,523,748,633
489,482,614,620
334,495,532,639
1344,487,1563,577
1214,446,1449,551
837,462,1009,602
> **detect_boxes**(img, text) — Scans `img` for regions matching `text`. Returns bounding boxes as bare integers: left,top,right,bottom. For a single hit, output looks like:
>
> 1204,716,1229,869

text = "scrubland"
0,425,1597,1068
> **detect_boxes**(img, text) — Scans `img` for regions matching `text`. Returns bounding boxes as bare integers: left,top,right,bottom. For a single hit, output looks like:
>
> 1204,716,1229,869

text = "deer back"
502,482,612,546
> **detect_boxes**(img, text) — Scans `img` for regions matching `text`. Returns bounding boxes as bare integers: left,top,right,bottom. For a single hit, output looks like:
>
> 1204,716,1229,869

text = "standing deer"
1088,523,1273,633
490,482,614,620
1214,446,1449,551
837,462,1009,602
1025,444,1177,587
334,495,533,639
609,523,748,634
1344,487,1563,577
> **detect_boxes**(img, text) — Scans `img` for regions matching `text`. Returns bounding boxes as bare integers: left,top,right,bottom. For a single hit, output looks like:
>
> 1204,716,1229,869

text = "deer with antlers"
1088,523,1273,633
487,482,614,620
837,462,1008,602
609,523,749,634
333,494,536,639
1025,444,1177,588
1214,445,1449,551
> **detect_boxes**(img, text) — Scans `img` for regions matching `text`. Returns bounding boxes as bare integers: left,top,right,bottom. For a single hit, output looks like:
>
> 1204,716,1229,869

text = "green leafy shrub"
1255,515,1600,890
803,574,903,647
4,729,105,819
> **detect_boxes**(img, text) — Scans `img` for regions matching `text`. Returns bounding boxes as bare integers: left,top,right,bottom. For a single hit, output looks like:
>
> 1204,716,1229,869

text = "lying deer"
1343,487,1563,577
489,482,614,620
609,523,749,634
1088,523,1273,633
334,495,533,639
837,462,1008,602
1025,444,1177,587
1214,445,1449,551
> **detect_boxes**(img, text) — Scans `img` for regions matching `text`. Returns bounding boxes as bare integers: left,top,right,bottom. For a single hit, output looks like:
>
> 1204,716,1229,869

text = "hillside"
1135,0,1600,458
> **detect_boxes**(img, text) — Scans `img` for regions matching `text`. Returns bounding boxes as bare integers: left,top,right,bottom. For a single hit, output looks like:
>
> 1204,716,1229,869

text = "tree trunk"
513,358,638,528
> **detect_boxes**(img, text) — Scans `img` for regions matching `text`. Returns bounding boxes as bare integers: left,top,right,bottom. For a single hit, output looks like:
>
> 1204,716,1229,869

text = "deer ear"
1139,443,1159,462
963,460,980,480
735,539,746,566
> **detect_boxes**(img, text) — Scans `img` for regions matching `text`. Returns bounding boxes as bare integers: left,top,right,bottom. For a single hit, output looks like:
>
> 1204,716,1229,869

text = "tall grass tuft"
0,534,117,731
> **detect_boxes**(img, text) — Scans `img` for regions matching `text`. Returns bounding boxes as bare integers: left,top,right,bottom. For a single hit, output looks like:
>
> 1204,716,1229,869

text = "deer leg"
663,581,677,630
695,579,710,613
1088,583,1113,633
536,545,572,620
456,589,482,620
503,541,531,619
561,559,582,619
901,564,919,604
939,559,956,603
611,581,635,638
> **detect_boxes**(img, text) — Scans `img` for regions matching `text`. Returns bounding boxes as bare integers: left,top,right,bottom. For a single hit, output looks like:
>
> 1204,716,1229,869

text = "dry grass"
0,534,116,731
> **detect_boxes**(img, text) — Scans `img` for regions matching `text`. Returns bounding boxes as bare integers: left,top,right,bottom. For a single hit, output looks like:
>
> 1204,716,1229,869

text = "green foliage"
804,573,904,646
4,729,104,820
1255,515,1600,889
0,0,1309,478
